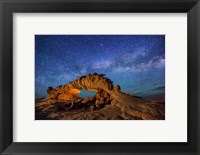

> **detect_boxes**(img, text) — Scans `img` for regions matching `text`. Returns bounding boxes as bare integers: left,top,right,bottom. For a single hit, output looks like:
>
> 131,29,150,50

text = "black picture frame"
0,0,200,154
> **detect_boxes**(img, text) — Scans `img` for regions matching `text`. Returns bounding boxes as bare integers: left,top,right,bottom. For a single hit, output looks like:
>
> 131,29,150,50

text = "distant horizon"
35,35,165,101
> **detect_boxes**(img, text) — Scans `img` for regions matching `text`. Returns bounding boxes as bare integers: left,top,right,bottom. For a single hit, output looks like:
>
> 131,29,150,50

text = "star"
35,35,165,99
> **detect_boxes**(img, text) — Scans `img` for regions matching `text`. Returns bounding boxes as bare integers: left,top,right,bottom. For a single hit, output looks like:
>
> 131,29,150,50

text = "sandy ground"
35,91,165,120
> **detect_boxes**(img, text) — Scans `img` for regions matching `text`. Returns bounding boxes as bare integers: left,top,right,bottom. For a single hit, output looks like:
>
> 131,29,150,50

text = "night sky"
35,35,165,100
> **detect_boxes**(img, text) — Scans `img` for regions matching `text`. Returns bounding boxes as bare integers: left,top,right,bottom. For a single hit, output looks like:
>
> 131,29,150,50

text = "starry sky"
35,35,165,100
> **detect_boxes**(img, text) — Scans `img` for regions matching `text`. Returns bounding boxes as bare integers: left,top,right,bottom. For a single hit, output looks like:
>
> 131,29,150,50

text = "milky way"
35,35,165,99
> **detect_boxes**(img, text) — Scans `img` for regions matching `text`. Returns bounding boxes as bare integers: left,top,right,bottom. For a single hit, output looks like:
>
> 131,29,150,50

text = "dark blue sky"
35,35,165,99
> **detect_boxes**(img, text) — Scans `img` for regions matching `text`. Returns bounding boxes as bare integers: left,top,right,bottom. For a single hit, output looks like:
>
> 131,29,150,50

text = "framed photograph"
0,0,199,154
35,34,166,121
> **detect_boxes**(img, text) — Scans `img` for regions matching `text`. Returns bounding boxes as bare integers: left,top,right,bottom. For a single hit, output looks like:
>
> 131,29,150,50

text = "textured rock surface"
113,85,121,91
47,73,113,100
36,73,165,120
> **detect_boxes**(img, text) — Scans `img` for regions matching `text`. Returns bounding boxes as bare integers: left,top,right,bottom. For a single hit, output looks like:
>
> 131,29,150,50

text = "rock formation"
36,73,165,120
47,73,117,108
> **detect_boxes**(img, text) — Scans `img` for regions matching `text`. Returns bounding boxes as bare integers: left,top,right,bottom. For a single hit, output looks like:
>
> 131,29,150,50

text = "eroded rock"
47,73,116,109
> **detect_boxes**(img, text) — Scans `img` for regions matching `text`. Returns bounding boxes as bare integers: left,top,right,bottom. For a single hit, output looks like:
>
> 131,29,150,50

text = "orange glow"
68,88,80,95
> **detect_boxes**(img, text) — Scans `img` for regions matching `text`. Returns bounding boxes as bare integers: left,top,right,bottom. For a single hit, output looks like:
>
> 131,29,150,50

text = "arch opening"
77,90,96,99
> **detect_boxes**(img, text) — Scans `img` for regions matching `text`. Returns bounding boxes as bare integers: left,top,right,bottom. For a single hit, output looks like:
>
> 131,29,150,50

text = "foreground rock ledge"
35,73,165,120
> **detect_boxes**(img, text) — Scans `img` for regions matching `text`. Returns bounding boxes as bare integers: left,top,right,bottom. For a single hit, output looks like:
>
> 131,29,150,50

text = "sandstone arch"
47,73,116,101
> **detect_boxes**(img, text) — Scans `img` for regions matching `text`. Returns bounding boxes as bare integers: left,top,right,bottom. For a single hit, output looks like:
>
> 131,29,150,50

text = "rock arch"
47,73,118,101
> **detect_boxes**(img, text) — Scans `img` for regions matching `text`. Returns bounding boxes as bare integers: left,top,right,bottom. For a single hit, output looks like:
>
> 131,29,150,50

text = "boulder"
113,85,121,91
